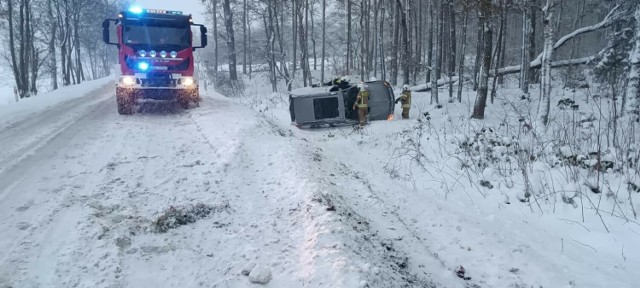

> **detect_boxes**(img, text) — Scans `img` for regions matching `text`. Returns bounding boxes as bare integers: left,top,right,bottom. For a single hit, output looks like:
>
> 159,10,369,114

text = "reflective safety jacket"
400,91,411,108
355,90,370,109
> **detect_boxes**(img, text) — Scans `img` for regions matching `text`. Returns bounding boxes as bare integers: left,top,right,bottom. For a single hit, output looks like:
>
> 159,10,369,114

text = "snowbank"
238,74,640,288
0,76,113,129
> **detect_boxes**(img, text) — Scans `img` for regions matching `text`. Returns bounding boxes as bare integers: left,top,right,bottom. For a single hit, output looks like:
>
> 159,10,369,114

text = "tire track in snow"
0,83,113,187
252,112,458,287
0,99,127,287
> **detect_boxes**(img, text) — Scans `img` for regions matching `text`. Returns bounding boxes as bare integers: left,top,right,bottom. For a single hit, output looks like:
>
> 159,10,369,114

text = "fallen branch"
495,56,596,76
488,5,621,78
413,55,596,91
411,76,467,92
531,4,622,67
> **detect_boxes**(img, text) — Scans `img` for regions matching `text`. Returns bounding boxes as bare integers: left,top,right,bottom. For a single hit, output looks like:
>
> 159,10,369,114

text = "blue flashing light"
138,62,149,71
129,6,143,14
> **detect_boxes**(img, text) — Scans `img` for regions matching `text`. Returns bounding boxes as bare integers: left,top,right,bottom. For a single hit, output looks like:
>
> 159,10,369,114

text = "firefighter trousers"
358,108,369,126
402,108,410,119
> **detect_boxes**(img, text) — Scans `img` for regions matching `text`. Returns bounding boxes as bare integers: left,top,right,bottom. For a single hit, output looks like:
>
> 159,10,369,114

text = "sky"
133,0,207,23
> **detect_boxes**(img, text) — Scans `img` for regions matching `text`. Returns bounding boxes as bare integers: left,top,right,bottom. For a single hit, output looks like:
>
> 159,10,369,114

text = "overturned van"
289,80,395,127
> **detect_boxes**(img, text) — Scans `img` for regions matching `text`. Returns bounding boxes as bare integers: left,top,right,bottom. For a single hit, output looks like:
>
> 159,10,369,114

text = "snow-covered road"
0,81,449,287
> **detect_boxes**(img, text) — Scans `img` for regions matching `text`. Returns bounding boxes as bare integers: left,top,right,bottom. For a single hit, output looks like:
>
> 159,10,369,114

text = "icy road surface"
0,81,451,287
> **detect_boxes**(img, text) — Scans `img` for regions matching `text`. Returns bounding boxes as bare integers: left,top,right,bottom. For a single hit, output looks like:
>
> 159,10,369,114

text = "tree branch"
530,4,623,66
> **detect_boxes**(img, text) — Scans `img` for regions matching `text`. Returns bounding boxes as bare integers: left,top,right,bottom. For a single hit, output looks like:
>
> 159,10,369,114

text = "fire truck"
102,7,207,114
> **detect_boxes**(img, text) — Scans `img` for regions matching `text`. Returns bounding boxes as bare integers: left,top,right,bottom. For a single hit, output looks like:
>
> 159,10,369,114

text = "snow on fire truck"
102,6,208,114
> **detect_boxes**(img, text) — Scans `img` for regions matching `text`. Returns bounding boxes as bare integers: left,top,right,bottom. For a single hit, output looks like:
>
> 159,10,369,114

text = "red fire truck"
102,7,207,114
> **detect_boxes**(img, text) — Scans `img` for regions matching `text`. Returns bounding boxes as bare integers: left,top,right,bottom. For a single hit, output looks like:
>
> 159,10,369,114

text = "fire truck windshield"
123,24,190,51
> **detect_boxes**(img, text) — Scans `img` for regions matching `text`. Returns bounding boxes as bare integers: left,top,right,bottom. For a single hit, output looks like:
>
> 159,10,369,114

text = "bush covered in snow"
153,202,230,233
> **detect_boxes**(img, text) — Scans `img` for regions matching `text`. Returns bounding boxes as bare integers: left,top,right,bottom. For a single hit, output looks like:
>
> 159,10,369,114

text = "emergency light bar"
146,9,183,15
128,6,184,15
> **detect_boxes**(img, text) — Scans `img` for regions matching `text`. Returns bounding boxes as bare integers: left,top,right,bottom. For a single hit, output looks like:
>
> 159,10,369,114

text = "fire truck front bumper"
116,86,200,104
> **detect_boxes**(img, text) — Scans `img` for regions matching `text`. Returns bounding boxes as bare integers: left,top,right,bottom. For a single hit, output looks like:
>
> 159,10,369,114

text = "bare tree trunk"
529,0,539,84
346,0,351,75
395,0,409,85
321,0,326,83
265,0,277,91
213,0,218,77
29,0,37,92
457,7,468,103
298,0,310,86
498,2,507,84
448,0,456,101
73,0,83,84
521,4,531,95
438,2,444,80
390,1,399,85
26,0,38,95
569,0,586,59
372,0,378,77
471,2,492,120
359,0,365,81
491,0,505,103
248,15,252,80
291,0,297,78
426,0,433,84
431,3,440,105
243,0,247,74
48,0,58,90
305,0,310,84
223,0,238,80
310,0,317,71
273,1,291,90
626,4,640,114
413,0,422,83
373,0,380,79
539,0,556,126
379,4,385,81
19,0,28,96
8,0,25,98
473,12,483,91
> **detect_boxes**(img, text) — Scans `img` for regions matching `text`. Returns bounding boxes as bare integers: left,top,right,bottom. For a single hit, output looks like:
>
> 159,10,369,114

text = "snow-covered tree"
539,0,556,126
627,3,640,116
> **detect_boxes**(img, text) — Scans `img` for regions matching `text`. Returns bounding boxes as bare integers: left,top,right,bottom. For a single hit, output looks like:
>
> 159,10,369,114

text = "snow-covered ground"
0,78,444,287
241,73,640,288
0,73,638,288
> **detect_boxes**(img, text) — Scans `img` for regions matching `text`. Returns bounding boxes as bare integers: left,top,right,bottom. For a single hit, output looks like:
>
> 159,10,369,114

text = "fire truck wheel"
117,102,133,115
179,100,190,109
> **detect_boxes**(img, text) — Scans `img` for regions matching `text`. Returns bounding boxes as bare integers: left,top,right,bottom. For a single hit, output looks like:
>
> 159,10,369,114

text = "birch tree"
626,3,640,114
539,0,556,126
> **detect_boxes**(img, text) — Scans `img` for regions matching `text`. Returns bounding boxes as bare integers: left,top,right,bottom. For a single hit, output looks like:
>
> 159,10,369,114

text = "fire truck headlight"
160,51,167,58
121,76,136,86
139,50,147,57
138,62,149,71
170,51,177,58
149,50,157,58
181,77,195,86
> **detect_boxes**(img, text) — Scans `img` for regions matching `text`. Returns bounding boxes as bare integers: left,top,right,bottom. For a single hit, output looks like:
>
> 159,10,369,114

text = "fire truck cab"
102,7,207,114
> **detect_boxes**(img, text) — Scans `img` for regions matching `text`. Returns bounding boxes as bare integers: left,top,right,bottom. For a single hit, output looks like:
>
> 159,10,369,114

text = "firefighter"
395,85,412,119
352,83,370,127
